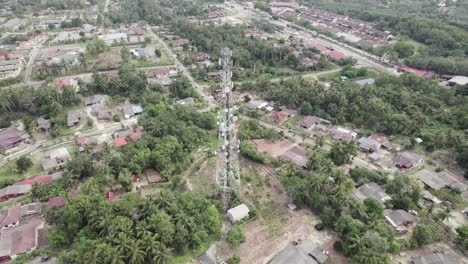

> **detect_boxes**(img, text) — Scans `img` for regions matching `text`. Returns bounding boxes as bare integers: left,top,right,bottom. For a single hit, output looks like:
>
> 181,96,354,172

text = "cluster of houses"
0,51,24,79
304,42,350,61
269,2,392,47
36,47,84,67
147,68,178,87
0,128,29,154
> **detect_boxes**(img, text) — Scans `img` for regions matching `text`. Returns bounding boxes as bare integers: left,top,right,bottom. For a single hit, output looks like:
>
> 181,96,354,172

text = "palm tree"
107,247,125,264
155,190,174,209
285,162,297,177
152,244,173,264
125,239,146,264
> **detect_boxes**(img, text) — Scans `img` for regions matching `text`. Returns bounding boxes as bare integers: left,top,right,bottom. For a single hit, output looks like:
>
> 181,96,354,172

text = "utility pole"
215,47,240,207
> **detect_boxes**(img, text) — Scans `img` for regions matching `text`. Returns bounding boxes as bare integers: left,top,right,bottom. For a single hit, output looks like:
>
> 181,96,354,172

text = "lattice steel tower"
216,47,240,205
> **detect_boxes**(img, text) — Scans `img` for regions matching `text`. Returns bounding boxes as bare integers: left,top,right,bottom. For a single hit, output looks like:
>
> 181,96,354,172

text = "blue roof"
136,49,146,56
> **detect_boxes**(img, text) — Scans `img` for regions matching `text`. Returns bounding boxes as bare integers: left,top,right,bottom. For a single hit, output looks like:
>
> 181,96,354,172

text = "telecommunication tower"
215,47,240,206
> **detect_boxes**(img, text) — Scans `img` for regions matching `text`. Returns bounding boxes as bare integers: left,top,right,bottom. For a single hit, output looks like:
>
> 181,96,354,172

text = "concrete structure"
350,182,391,205
41,148,71,171
227,204,250,223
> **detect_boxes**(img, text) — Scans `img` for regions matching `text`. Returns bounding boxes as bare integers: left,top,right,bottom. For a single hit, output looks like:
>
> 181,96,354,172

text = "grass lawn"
170,234,220,264
0,152,43,186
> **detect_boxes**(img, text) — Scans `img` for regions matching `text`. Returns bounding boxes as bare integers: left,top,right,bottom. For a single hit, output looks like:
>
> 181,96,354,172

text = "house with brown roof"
0,128,29,154
67,109,81,127
329,127,357,143
392,152,422,171
296,115,321,129
384,209,417,234
270,111,289,123
36,117,51,132
0,219,45,262
0,206,20,230
92,105,113,121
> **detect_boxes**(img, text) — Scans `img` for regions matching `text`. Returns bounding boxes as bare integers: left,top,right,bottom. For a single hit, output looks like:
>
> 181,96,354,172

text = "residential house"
0,206,20,230
130,48,146,57
350,182,391,205
147,68,170,79
0,18,24,30
411,253,457,264
0,128,29,154
172,38,189,47
0,185,32,202
84,94,105,106
296,115,321,129
269,239,328,264
447,76,468,86
198,253,216,264
329,126,357,143
17,171,63,186
279,106,297,117
113,127,142,147
369,134,391,149
127,27,145,35
122,104,143,119
194,52,210,61
270,111,289,123
176,97,196,106
0,219,45,262
19,203,41,217
56,77,79,90
392,152,422,171
208,10,225,19
398,66,434,79
0,59,22,79
41,147,71,171
355,78,375,86
358,137,381,153
226,204,250,224
67,109,81,127
384,209,417,234
148,76,172,86
300,57,318,67
92,105,113,121
421,190,441,205
36,117,51,132
98,33,128,43
47,196,66,208
415,169,467,192
195,60,213,69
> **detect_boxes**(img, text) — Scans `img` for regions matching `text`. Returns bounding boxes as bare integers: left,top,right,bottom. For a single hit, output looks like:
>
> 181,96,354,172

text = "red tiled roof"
76,137,88,145
128,27,145,35
307,42,329,53
57,78,71,88
47,196,65,207
326,50,349,60
0,205,20,227
0,219,43,256
398,66,431,78
113,137,128,147
271,112,289,123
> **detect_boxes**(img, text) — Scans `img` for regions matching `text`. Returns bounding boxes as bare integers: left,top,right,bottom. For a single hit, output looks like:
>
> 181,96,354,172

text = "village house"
0,206,20,230
329,126,357,143
415,169,467,192
17,171,63,186
270,238,328,264
127,26,145,36
56,77,79,90
208,10,225,19
391,152,422,171
98,32,128,44
147,68,170,79
67,109,82,127
36,117,51,132
411,253,457,264
195,60,213,69
350,182,391,205
20,203,42,218
0,219,45,262
0,59,23,79
398,66,434,80
358,136,382,153
368,134,392,149
113,127,142,147
172,38,190,47
40,147,71,171
270,111,289,123
421,190,442,205
296,115,321,129
0,185,32,202
84,94,105,106
447,76,468,86
227,204,250,224
176,97,196,106
0,128,29,154
121,104,143,119
355,78,375,86
384,209,417,234
92,105,113,121
194,52,210,61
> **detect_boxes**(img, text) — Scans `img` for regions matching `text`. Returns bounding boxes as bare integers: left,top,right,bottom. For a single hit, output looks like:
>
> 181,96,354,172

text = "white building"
226,204,250,223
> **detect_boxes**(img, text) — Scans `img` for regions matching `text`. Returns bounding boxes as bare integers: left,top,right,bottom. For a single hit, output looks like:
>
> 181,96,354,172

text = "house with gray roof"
350,182,391,205
67,110,81,127
270,239,328,264
355,78,375,86
411,253,457,264
415,169,467,192
358,137,381,153
384,209,417,234
296,116,321,129
84,94,105,106
37,117,51,132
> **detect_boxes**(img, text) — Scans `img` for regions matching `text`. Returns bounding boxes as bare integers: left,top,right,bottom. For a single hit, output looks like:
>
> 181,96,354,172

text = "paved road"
147,28,218,109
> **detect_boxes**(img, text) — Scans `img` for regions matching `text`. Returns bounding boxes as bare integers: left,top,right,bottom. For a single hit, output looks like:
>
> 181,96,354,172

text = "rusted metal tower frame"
215,47,240,205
